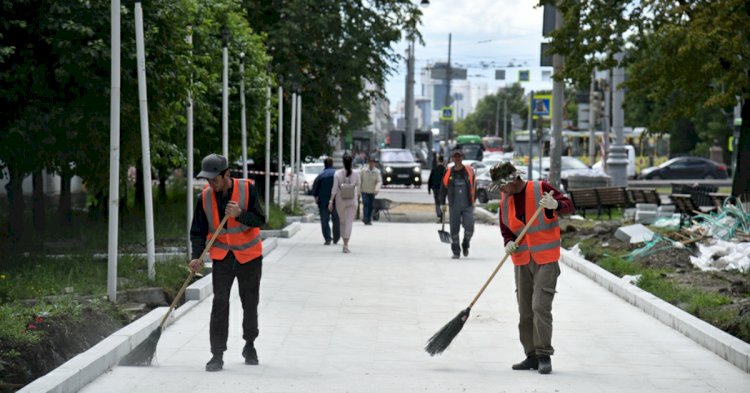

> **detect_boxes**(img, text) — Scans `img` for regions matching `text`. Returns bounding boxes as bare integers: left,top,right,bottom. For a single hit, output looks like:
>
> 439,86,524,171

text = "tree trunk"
32,170,45,235
731,98,750,200
158,171,168,203
135,165,144,207
6,166,25,242
58,168,72,225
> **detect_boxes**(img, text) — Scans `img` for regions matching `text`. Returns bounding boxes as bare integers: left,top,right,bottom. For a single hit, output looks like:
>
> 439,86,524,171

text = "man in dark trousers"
439,149,476,259
312,157,340,245
490,161,573,375
189,154,265,372
427,154,446,223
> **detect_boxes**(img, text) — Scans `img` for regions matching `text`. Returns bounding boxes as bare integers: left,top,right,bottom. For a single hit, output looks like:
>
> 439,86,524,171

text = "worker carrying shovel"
490,161,574,374
439,148,476,259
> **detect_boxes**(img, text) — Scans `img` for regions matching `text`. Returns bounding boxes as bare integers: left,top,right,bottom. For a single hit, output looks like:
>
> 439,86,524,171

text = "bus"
455,134,484,161
482,136,504,153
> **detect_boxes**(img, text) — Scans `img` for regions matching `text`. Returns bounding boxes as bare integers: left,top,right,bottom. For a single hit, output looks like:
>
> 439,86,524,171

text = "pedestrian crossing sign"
531,94,552,118
518,70,530,82
440,106,454,121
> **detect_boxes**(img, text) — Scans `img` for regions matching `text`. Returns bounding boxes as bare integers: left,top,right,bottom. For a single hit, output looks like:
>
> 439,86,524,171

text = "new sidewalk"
81,222,748,393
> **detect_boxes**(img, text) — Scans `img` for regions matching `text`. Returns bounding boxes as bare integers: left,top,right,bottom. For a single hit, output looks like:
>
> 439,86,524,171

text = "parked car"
639,157,728,180
474,167,543,203
539,156,606,190
375,148,422,187
302,162,325,195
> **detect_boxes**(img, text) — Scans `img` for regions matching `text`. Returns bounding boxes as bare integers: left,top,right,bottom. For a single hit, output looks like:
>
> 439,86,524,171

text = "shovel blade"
438,230,451,244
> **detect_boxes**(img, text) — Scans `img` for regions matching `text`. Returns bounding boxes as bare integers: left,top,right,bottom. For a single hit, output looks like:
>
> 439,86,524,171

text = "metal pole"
240,53,247,179
108,0,121,302
186,27,193,260
608,52,628,186
588,70,596,166
503,98,508,149
222,45,229,159
549,5,564,188
135,2,155,280
603,72,611,172
265,83,271,222
528,91,534,177
405,40,415,151
277,85,283,207
494,93,500,137
289,92,296,207
296,93,302,201
446,33,453,141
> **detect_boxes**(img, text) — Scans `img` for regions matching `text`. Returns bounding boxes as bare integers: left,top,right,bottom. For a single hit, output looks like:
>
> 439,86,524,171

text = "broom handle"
159,214,230,328
468,202,546,308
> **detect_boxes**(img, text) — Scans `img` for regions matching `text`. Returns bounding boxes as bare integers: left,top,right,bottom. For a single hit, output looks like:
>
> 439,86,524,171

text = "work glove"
505,241,518,255
539,191,559,210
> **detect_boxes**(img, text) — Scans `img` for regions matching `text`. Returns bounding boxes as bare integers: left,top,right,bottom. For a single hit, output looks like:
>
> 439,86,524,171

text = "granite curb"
560,248,750,373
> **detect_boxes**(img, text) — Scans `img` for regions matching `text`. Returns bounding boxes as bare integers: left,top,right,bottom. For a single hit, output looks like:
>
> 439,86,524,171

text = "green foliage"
599,255,642,277
484,201,499,214
0,299,87,345
282,201,304,216
455,83,528,136
264,203,287,230
637,270,731,312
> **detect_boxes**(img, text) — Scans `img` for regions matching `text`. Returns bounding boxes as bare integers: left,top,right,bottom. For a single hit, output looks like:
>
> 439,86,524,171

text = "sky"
384,0,554,111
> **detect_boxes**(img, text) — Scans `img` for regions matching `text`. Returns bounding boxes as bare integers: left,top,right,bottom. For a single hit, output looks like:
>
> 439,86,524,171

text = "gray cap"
197,154,228,179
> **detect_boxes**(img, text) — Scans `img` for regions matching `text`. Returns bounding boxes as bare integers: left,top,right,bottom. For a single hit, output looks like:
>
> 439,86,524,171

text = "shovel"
438,206,451,243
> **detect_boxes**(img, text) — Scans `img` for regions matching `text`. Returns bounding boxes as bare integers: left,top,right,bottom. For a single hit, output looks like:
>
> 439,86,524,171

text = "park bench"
594,187,631,219
672,183,717,207
568,188,599,218
628,188,661,206
709,192,732,209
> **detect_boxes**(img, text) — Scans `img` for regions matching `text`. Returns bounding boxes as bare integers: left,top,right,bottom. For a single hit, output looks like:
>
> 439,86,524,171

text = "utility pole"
108,0,121,302
494,93,500,137
528,91,534,177
186,26,193,260
445,33,453,141
607,52,628,186
222,28,229,159
277,85,283,207
549,5,564,188
405,40,415,151
503,98,508,149
240,53,247,179
588,70,596,166
603,73,611,172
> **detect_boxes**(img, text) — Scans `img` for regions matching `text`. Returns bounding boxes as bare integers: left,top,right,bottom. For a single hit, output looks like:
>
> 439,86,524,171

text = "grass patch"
264,203,287,230
281,201,304,216
485,201,499,214
599,255,643,277
636,270,732,313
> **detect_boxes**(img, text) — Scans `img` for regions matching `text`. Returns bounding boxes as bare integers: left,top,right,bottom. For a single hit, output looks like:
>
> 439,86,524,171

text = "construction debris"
615,223,655,244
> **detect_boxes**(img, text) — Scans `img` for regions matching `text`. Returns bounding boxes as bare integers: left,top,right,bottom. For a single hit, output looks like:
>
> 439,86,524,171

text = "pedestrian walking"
188,154,265,372
312,157,340,245
329,154,360,253
359,156,382,225
439,149,476,259
428,154,446,223
489,161,574,375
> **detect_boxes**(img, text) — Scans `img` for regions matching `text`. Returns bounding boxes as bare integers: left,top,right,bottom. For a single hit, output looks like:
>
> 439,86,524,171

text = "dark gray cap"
197,154,228,179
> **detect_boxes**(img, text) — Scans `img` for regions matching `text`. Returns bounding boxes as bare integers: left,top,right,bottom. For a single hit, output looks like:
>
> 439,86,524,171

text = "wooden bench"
568,188,599,218
595,187,631,219
709,192,732,209
672,184,717,207
628,188,661,206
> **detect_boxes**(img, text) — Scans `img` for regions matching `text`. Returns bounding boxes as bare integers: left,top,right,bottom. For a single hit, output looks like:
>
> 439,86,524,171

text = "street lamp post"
222,27,229,159
240,52,248,179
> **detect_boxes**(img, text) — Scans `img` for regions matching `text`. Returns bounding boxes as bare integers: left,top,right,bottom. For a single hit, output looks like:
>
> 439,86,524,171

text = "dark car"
639,157,728,180
375,148,422,187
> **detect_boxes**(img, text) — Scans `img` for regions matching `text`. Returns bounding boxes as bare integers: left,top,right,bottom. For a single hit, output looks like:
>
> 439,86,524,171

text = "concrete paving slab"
78,222,749,393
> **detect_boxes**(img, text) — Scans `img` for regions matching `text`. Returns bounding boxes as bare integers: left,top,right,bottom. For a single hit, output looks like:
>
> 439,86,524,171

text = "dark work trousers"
319,203,340,243
361,192,375,223
210,252,262,355
514,258,560,357
431,188,442,218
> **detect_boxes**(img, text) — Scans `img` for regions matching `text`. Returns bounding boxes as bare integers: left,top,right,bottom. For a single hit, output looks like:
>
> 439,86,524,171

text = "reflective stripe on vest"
500,181,560,266
202,178,262,263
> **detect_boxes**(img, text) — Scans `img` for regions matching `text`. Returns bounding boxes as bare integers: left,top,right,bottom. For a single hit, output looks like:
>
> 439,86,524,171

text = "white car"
302,163,325,194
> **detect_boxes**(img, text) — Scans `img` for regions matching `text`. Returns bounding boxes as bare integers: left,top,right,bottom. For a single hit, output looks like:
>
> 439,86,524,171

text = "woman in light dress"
328,154,360,253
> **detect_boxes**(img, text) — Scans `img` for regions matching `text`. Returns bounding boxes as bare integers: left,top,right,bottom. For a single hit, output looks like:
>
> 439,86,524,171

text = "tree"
542,0,750,198
243,0,422,157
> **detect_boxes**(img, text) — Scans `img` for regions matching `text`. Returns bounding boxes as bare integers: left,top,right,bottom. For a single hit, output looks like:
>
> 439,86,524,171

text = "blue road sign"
532,96,551,117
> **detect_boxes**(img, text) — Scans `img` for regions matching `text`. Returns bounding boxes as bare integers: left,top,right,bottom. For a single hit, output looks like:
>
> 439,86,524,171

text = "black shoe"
333,239,339,245
462,243,469,257
324,240,331,245
511,355,538,370
451,254,460,259
242,343,258,365
205,354,224,371
538,355,552,374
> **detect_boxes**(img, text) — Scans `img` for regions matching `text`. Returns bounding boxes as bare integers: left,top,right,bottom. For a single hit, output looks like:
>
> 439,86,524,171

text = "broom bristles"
119,327,162,366
424,307,471,356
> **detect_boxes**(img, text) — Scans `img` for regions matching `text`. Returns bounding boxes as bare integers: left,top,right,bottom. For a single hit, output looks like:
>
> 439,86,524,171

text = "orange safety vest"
500,181,560,266
442,164,475,204
202,178,262,263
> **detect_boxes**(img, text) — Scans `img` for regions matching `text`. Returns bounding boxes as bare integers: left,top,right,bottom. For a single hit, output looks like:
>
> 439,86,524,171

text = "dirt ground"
560,218,750,343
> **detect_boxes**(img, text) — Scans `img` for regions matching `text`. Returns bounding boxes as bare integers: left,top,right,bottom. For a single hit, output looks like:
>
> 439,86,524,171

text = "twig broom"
425,203,545,356
119,215,229,366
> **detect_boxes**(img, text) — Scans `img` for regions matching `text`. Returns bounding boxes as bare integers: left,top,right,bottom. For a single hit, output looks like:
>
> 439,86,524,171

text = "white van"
593,145,636,178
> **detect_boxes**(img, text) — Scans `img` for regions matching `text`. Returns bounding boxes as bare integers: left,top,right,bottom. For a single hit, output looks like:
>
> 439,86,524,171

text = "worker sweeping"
189,154,265,372
490,161,573,374
438,148,476,259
